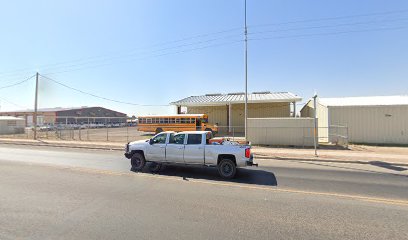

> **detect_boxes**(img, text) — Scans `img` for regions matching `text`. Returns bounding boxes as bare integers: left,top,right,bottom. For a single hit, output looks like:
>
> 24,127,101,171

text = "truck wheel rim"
222,163,233,176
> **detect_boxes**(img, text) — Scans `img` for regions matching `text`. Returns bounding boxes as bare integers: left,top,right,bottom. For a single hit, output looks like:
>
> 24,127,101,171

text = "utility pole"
33,72,39,140
313,93,318,156
244,0,248,141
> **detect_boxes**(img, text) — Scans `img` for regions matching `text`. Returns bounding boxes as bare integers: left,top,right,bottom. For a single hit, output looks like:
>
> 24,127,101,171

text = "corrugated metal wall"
329,105,408,144
187,103,290,127
186,105,228,126
247,118,315,146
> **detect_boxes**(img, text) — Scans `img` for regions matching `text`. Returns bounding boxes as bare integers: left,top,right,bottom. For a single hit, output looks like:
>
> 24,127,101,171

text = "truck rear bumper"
246,154,258,167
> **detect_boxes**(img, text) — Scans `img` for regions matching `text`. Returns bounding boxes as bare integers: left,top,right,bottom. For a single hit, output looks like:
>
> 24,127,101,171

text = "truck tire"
155,128,163,134
131,153,146,172
218,159,236,179
149,162,162,173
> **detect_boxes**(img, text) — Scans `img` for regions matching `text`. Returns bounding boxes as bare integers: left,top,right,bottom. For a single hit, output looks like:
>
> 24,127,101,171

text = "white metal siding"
329,105,408,144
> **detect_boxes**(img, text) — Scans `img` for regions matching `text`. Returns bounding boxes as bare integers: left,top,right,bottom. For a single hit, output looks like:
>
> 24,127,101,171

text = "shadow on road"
369,161,407,172
142,164,277,187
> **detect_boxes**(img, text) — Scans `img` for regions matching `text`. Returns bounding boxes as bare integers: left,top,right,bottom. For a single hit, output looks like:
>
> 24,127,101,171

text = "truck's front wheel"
218,159,236,179
131,153,146,172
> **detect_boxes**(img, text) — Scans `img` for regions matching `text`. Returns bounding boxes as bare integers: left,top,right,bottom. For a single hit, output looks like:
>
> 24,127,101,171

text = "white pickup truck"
124,131,256,179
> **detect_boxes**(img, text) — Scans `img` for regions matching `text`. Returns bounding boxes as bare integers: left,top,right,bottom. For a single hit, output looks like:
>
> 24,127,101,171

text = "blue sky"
0,0,407,116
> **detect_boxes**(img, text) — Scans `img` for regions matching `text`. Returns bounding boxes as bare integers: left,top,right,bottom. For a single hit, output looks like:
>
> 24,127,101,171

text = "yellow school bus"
137,114,218,134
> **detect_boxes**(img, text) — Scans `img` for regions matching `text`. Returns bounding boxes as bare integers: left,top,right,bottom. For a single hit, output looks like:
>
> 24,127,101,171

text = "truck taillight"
245,148,251,158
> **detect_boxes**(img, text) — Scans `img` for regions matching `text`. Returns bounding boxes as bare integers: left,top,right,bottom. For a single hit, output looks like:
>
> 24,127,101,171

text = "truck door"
184,134,205,165
165,133,185,163
146,133,167,162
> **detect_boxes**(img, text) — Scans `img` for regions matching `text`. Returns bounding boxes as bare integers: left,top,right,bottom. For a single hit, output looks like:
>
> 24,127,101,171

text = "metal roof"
0,116,25,121
171,92,302,106
319,95,408,107
0,107,92,113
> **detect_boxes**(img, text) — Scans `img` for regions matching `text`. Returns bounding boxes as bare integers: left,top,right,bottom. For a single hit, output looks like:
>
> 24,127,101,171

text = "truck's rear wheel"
131,153,146,172
155,128,163,134
218,159,236,179
148,162,162,173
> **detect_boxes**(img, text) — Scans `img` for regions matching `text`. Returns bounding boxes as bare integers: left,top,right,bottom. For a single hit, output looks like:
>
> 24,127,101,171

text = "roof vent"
227,92,245,95
252,91,271,94
205,93,222,96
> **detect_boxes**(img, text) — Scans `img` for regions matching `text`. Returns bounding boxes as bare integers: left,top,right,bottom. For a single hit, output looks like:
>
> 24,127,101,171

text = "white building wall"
248,118,315,146
0,118,25,135
329,105,408,144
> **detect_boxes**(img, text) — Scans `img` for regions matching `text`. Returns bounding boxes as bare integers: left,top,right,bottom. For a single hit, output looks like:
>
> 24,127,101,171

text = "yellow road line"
67,166,408,207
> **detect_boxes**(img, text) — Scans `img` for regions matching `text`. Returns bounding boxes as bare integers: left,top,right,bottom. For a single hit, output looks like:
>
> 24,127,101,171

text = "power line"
44,40,243,75
0,27,243,78
249,9,408,28
0,74,36,90
249,17,408,35
248,25,408,41
0,96,28,109
39,74,170,107
41,34,243,75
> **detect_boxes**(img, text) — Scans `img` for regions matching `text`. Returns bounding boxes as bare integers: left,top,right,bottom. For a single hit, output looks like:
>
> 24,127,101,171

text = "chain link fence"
0,120,348,148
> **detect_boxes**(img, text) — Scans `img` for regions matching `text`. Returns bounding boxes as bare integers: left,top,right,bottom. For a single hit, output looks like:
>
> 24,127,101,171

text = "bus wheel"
155,128,163,134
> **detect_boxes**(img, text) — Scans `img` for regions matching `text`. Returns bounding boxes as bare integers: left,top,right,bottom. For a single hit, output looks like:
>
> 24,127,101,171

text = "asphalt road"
0,144,407,240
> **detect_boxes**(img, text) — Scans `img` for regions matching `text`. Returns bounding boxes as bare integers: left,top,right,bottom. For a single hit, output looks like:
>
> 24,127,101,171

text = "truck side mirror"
149,139,154,145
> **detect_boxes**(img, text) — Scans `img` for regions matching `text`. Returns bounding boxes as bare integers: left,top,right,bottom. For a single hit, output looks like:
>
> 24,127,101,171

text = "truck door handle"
177,147,183,149
160,146,165,148
198,147,203,149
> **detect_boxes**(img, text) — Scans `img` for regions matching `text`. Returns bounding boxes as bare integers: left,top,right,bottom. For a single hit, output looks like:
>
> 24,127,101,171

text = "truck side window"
187,134,202,145
170,134,185,144
152,133,166,144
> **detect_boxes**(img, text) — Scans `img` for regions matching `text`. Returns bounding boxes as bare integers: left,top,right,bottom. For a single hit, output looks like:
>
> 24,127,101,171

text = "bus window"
164,118,169,124
170,118,175,123
147,118,152,124
175,118,181,123
191,118,196,123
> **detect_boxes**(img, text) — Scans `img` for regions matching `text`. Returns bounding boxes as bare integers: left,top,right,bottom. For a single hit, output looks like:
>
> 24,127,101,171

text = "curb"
0,141,123,151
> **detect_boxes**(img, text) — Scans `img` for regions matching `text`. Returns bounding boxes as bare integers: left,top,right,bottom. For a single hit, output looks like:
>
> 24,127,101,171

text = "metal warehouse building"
301,95,408,145
171,91,302,133
0,107,127,127
0,116,25,135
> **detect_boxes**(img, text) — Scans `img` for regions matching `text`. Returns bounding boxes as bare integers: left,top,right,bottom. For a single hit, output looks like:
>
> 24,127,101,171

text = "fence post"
126,125,129,142
106,126,109,141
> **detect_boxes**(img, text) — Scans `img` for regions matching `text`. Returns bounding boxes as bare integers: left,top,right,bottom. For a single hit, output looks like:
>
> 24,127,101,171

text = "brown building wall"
187,102,291,128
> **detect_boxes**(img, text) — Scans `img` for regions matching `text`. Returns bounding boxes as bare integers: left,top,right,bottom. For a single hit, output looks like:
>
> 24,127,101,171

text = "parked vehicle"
137,114,218,135
124,131,256,179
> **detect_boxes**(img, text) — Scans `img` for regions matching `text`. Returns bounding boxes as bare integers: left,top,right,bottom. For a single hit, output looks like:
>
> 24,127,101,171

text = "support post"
313,94,318,157
228,103,232,133
244,0,248,141
293,102,296,117
33,72,39,140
